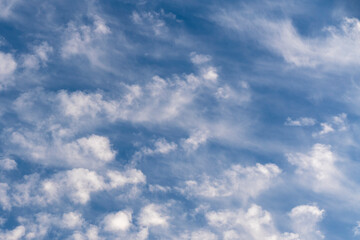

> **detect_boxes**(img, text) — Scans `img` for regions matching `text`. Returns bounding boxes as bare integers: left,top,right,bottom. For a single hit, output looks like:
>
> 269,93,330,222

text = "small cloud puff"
190,52,212,65
285,117,316,126
103,210,132,232
0,158,17,170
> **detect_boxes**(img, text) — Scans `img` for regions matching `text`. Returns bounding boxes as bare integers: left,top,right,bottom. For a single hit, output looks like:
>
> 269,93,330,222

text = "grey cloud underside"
1,0,360,239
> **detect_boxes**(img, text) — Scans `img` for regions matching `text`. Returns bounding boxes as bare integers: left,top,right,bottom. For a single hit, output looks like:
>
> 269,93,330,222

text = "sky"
1,0,360,239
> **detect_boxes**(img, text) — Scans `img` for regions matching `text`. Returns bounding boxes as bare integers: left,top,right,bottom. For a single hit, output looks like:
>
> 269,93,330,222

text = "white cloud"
314,113,348,136
201,67,218,82
288,205,325,240
22,42,53,70
10,131,116,168
190,52,212,65
69,226,101,240
317,123,334,135
0,0,19,19
0,183,10,210
184,163,281,200
182,129,209,152
204,204,324,240
206,204,287,240
287,144,343,193
0,52,16,75
131,10,176,37
7,167,145,208
0,51,16,90
0,157,17,170
106,168,146,189
0,226,25,240
190,230,218,240
217,9,360,68
61,15,111,68
138,204,168,228
354,221,360,236
94,15,111,35
57,90,119,121
42,168,105,204
285,117,316,126
61,212,84,229
143,138,177,155
62,135,116,166
103,210,132,232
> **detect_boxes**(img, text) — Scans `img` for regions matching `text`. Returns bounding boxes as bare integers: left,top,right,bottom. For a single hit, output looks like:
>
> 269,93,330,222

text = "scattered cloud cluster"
1,0,360,239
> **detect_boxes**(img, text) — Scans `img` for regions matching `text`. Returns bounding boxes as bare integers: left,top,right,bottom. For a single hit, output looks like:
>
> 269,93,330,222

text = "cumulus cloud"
203,204,325,240
184,163,281,200
103,210,132,232
22,42,53,70
61,212,84,229
142,138,177,155
0,157,17,170
10,132,116,168
190,52,212,65
288,205,324,240
56,65,220,124
182,129,209,152
138,204,168,227
3,168,146,209
206,204,293,240
61,15,111,69
285,117,316,126
0,225,25,240
0,51,17,90
287,144,344,193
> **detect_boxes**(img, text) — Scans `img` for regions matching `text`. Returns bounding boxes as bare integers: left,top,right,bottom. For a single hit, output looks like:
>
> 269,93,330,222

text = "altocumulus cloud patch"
1,0,360,239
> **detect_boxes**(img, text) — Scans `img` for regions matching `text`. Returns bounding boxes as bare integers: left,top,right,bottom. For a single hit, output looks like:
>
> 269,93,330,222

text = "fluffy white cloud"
138,204,168,227
103,210,132,232
206,204,286,240
190,52,212,65
182,129,209,152
0,157,17,170
287,144,343,193
10,131,116,168
62,135,116,166
188,230,218,240
204,204,324,240
61,212,84,229
143,138,177,155
0,226,25,240
42,168,105,204
289,205,325,240
185,163,281,200
106,169,146,189
61,15,111,68
0,51,16,90
0,52,16,75
22,42,53,70
6,167,145,208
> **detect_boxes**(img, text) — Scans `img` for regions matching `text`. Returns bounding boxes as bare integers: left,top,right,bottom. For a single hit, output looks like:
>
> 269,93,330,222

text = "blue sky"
0,0,360,239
